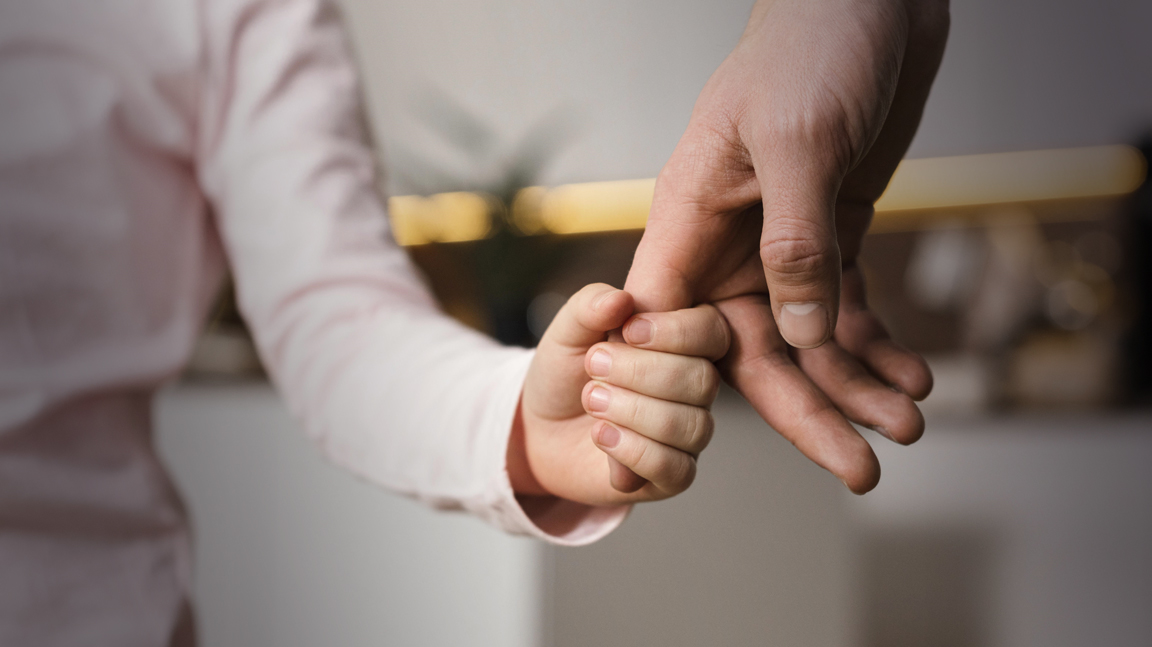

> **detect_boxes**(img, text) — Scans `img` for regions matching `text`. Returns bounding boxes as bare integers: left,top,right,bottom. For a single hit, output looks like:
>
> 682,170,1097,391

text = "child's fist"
511,284,729,506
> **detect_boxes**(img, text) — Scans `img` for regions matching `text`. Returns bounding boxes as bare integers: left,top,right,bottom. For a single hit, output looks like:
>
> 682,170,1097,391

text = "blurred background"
161,0,1152,645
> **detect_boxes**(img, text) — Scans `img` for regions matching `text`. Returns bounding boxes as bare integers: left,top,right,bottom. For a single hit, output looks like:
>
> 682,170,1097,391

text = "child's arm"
511,284,729,507
198,0,716,543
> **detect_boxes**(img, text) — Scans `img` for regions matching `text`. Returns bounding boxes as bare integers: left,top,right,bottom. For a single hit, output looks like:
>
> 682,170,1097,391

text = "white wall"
337,0,1152,195
912,0,1152,157
338,0,751,191
155,384,543,647
853,414,1152,647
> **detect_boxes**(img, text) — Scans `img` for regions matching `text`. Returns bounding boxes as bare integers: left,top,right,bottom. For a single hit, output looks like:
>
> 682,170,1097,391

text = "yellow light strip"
388,191,495,247
387,145,1146,245
514,178,657,235
873,145,1146,212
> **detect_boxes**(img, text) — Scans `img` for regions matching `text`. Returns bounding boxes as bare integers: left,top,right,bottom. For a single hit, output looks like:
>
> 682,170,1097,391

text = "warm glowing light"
873,145,1146,212
388,192,494,246
387,146,1146,245
517,179,656,235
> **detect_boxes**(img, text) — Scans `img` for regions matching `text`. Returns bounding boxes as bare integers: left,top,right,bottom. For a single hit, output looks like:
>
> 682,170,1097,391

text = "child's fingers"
622,304,730,361
540,283,634,352
607,457,646,493
836,265,933,401
585,342,721,408
530,285,635,420
591,421,697,496
581,381,714,455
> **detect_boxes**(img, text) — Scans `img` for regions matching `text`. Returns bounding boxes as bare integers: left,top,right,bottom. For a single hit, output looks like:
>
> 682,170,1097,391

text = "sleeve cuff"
462,348,632,546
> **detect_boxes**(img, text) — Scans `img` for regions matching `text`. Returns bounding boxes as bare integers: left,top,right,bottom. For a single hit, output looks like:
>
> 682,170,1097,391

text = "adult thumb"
756,155,844,349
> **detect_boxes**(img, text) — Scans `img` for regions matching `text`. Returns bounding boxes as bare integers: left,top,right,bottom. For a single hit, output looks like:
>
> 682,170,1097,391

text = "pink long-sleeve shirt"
0,1,628,644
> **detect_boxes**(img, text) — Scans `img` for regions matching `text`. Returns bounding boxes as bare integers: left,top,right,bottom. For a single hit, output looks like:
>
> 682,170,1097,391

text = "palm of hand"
519,386,631,507
633,204,930,493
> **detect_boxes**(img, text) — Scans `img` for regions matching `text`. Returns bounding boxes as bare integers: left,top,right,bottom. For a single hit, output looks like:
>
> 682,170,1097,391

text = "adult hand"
622,0,948,492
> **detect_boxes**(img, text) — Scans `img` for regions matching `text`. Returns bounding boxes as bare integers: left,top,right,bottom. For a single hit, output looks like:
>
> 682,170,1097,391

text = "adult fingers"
623,115,763,314
591,421,697,497
585,343,721,408
835,266,934,400
750,137,844,350
622,304,731,361
792,342,924,445
716,295,880,494
582,381,715,455
737,0,949,349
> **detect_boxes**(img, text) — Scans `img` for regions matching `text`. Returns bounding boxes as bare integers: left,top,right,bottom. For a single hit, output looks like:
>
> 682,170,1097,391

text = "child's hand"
510,284,730,506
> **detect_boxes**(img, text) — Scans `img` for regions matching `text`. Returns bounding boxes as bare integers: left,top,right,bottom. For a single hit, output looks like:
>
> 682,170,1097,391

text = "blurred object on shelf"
866,213,1132,411
903,220,985,313
388,145,1146,243
387,90,583,346
859,143,1148,412
1006,330,1118,408
188,141,1151,399
395,143,1148,398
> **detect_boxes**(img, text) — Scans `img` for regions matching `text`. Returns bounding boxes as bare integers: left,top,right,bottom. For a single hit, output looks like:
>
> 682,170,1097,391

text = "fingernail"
595,422,620,448
589,350,612,378
625,318,653,345
592,288,619,311
870,425,895,442
778,302,829,349
588,386,611,412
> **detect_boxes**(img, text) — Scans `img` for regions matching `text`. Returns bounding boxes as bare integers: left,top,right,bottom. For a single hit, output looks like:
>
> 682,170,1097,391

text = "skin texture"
508,284,730,506
620,0,950,493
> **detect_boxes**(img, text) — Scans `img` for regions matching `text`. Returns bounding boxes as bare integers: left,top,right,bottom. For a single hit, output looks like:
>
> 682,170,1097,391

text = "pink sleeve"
194,0,629,545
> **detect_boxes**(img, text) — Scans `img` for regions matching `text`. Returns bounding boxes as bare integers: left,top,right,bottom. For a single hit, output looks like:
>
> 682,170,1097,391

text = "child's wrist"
506,399,550,496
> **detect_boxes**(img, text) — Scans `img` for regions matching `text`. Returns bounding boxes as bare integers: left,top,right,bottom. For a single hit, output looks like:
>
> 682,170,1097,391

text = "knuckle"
704,306,732,357
670,318,691,351
663,455,697,494
624,393,644,425
628,357,650,388
659,367,684,396
647,450,676,484
685,409,715,453
704,363,722,400
656,408,681,444
628,438,652,473
759,225,835,280
692,360,721,404
574,282,607,305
